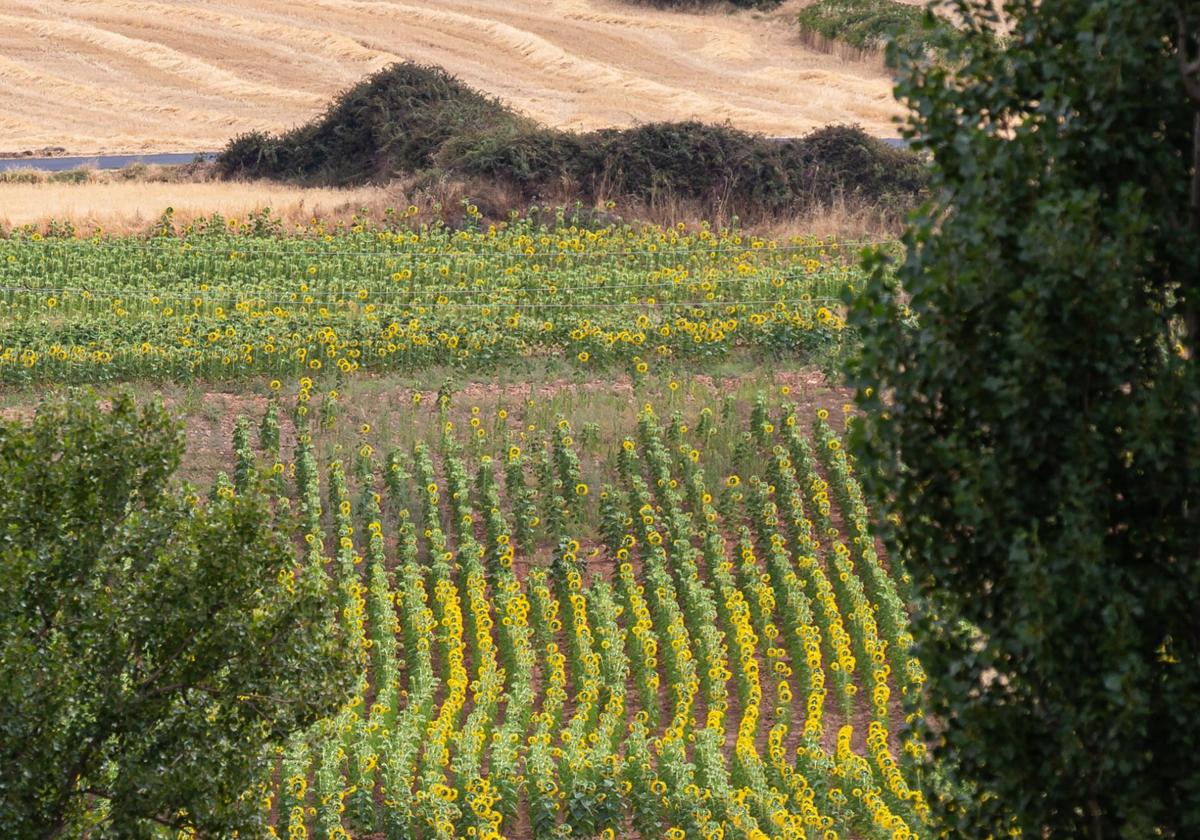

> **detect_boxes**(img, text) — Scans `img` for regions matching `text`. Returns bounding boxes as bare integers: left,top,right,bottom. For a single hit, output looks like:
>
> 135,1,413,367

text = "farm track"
0,0,903,155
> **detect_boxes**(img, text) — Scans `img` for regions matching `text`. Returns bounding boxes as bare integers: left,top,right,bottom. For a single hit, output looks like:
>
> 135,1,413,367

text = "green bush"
797,0,949,56
218,130,281,177
219,62,927,214
218,63,525,184
0,393,357,836
782,124,927,202
48,167,92,184
590,122,793,207
439,127,589,190
449,120,921,210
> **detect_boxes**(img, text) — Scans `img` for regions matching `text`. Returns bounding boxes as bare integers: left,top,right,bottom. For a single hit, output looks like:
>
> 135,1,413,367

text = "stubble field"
0,0,903,156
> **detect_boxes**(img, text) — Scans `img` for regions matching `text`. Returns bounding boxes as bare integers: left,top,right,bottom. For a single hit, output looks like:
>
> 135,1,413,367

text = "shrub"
218,130,281,177
439,127,589,194
589,121,793,208
797,0,950,56
624,0,780,9
0,393,357,836
783,124,927,203
48,167,92,184
218,62,927,215
217,63,525,184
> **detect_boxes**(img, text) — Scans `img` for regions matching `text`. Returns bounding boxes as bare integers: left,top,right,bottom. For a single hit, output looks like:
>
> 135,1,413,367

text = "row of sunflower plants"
215,385,936,838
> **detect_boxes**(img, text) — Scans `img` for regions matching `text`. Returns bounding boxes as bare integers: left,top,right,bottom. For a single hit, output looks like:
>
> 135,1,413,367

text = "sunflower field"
1,211,931,838
0,214,859,384
192,380,930,840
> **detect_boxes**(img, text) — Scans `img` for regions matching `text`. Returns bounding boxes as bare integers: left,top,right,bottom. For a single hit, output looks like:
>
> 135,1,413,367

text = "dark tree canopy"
0,394,356,838
848,1,1200,837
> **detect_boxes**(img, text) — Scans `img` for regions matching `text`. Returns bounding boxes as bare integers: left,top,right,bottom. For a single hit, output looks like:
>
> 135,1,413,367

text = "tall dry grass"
0,168,902,240
0,179,390,234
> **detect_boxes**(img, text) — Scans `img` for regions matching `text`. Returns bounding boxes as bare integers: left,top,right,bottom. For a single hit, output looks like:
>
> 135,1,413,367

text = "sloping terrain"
0,0,903,155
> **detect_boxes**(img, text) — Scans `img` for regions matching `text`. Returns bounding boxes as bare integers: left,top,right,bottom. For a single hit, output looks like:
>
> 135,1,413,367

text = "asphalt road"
0,152,216,173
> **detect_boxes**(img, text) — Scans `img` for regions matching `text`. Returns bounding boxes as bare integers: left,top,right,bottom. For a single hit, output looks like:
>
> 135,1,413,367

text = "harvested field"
0,0,903,156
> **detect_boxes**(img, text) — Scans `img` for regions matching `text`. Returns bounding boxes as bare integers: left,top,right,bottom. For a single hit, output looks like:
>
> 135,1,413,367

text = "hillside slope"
0,0,903,155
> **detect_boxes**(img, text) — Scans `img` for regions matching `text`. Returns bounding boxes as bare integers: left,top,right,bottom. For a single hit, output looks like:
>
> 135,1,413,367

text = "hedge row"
218,63,926,214
796,0,967,60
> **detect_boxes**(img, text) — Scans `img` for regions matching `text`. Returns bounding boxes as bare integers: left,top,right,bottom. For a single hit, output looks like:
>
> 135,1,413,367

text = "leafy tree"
0,394,356,838
847,1,1200,837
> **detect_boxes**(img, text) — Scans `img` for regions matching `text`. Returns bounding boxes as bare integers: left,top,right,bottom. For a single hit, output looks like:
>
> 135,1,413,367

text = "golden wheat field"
0,0,904,156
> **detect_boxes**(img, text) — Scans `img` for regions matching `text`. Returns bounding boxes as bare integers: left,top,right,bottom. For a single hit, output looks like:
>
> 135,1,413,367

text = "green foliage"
595,122,797,207
779,124,928,207
218,63,527,185
438,126,588,189
217,62,927,214
447,121,805,209
847,0,1200,836
0,219,858,384
48,168,93,185
797,0,954,56
0,393,356,837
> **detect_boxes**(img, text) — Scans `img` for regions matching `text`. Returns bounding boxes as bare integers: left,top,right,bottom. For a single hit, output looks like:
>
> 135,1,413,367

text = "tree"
847,1,1200,836
0,393,356,838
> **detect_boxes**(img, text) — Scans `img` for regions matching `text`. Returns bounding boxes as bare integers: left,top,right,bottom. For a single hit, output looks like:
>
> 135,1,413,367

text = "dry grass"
0,0,903,156
0,179,391,232
0,171,903,239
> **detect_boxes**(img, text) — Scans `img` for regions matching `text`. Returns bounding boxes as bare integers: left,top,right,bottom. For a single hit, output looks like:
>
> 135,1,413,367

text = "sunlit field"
0,216,862,384
50,369,928,839
0,207,932,837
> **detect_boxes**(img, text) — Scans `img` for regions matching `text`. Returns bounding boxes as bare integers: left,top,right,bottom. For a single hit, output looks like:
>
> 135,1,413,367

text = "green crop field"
0,211,930,838
5,3,1191,836
0,216,859,385
194,377,928,839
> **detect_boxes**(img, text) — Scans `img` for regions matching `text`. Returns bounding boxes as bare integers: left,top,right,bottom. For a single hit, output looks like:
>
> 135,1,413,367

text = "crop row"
0,219,859,383
196,387,930,839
